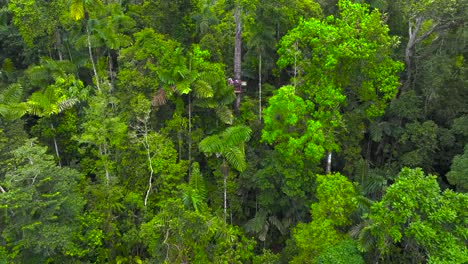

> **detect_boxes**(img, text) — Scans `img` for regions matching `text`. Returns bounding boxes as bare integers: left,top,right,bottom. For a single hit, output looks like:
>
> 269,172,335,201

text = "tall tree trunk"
221,160,229,224
293,40,298,90
188,95,192,175
108,50,115,93
326,151,332,174
144,122,154,207
87,25,101,92
258,53,262,121
404,17,422,91
50,123,61,167
56,29,63,61
234,4,242,111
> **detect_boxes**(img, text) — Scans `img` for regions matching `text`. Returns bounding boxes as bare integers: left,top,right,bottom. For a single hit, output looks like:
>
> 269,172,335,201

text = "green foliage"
262,85,326,163
199,125,252,172
182,162,207,212
266,0,403,170
0,140,85,262
316,239,364,264
27,74,82,117
8,0,65,46
140,198,255,263
361,168,468,263
446,145,468,192
0,83,27,120
291,173,358,263
1,0,466,261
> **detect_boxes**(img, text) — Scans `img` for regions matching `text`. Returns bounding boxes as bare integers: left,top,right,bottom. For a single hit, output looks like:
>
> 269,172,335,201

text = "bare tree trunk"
293,40,298,90
258,53,262,121
144,122,154,207
50,123,61,167
108,50,115,93
56,29,63,61
234,4,242,111
100,143,110,188
87,25,101,92
221,160,228,224
404,17,422,91
403,17,455,92
224,168,227,224
188,95,192,175
326,152,332,174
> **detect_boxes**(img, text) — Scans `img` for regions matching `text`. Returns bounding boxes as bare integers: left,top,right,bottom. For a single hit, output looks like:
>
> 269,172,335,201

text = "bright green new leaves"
362,168,468,263
262,85,326,162
291,173,358,263
27,75,82,117
267,0,403,164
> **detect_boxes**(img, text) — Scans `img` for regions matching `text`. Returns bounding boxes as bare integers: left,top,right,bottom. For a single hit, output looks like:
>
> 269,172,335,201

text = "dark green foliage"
0,140,85,262
0,0,466,262
446,145,468,192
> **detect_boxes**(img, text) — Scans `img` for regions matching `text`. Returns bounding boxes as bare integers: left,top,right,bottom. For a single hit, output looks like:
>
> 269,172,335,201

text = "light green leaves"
291,173,358,263
70,0,84,21
363,168,468,263
265,0,403,167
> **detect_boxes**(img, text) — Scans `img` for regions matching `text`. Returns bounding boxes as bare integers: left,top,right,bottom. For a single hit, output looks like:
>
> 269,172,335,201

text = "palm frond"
70,0,84,21
192,79,213,98
152,89,167,107
268,215,286,235
58,98,78,112
222,125,252,146
0,84,23,104
224,146,247,172
215,105,233,124
244,209,268,234
199,134,223,154
0,102,27,120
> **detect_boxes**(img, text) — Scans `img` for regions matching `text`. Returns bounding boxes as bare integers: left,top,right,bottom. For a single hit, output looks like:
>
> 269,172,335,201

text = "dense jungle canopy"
0,0,467,263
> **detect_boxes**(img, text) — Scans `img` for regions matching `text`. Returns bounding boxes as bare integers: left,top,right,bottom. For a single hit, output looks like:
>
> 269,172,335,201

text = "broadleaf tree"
263,0,403,173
